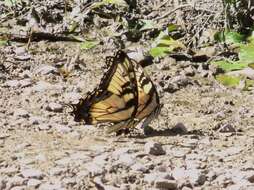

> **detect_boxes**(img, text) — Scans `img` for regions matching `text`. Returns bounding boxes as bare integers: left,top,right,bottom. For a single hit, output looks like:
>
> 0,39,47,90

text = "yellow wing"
106,55,161,133
71,50,138,127
134,60,161,127
71,50,161,134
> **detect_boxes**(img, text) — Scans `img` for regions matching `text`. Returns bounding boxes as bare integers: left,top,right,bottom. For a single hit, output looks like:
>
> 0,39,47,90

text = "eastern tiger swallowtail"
70,50,161,134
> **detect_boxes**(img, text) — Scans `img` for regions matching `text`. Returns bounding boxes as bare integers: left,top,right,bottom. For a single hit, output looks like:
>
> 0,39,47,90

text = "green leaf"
167,24,178,32
149,47,170,57
80,40,99,50
150,31,185,58
225,31,245,44
4,0,17,6
0,40,7,47
244,79,254,90
216,74,241,87
214,31,245,44
139,20,155,31
212,60,248,72
247,31,254,44
238,44,254,64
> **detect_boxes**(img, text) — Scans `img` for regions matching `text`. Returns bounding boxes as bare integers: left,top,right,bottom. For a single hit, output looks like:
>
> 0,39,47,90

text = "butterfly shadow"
129,127,205,139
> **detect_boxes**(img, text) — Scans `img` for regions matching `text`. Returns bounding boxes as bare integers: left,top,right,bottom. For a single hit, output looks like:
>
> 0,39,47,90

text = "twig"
154,0,170,10
154,4,191,21
154,4,216,21
0,32,85,43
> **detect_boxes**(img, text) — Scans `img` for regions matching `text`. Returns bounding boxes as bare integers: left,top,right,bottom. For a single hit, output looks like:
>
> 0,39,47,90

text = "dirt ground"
1,0,254,190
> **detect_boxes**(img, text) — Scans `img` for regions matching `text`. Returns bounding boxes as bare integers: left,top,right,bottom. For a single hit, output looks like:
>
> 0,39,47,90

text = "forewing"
71,51,138,125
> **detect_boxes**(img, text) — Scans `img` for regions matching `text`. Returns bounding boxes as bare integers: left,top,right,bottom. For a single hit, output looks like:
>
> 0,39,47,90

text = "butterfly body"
71,50,160,134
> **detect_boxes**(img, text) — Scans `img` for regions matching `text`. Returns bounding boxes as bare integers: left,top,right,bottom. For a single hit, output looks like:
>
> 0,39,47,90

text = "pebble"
19,79,33,88
9,185,27,190
247,173,254,183
35,65,58,75
21,168,43,179
144,172,173,184
116,154,135,167
0,178,6,190
131,163,148,172
183,66,195,76
171,122,188,134
15,47,26,55
155,179,177,190
144,142,166,156
4,80,21,88
84,162,104,175
54,124,72,133
49,167,66,176
0,166,19,175
218,124,236,133
39,183,64,190
186,169,206,185
32,81,53,92
38,124,51,130
6,176,26,188
46,102,63,112
27,178,42,187
13,109,30,118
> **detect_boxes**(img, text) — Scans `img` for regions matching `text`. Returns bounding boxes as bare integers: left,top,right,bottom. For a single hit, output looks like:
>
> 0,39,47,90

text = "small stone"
172,168,188,180
116,154,135,167
171,148,190,158
6,176,25,188
21,168,43,179
55,125,72,133
62,177,76,185
112,147,130,159
27,178,41,187
20,70,32,78
5,80,20,88
55,157,72,165
29,116,44,125
218,124,236,133
155,179,177,190
39,183,63,190
49,167,66,176
9,185,27,190
183,66,195,76
186,169,206,185
144,141,165,155
144,172,173,184
14,109,30,118
35,154,47,162
35,65,58,75
131,163,148,172
0,166,19,175
182,187,192,190
171,122,188,134
46,102,63,112
84,162,104,176
32,81,52,92
38,124,51,130
76,170,89,178
15,47,26,55
19,79,33,87
247,173,254,183
0,178,6,190
70,152,91,162
181,139,198,148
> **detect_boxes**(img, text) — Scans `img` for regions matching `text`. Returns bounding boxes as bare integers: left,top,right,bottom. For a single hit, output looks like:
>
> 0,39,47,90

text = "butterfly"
70,50,161,134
